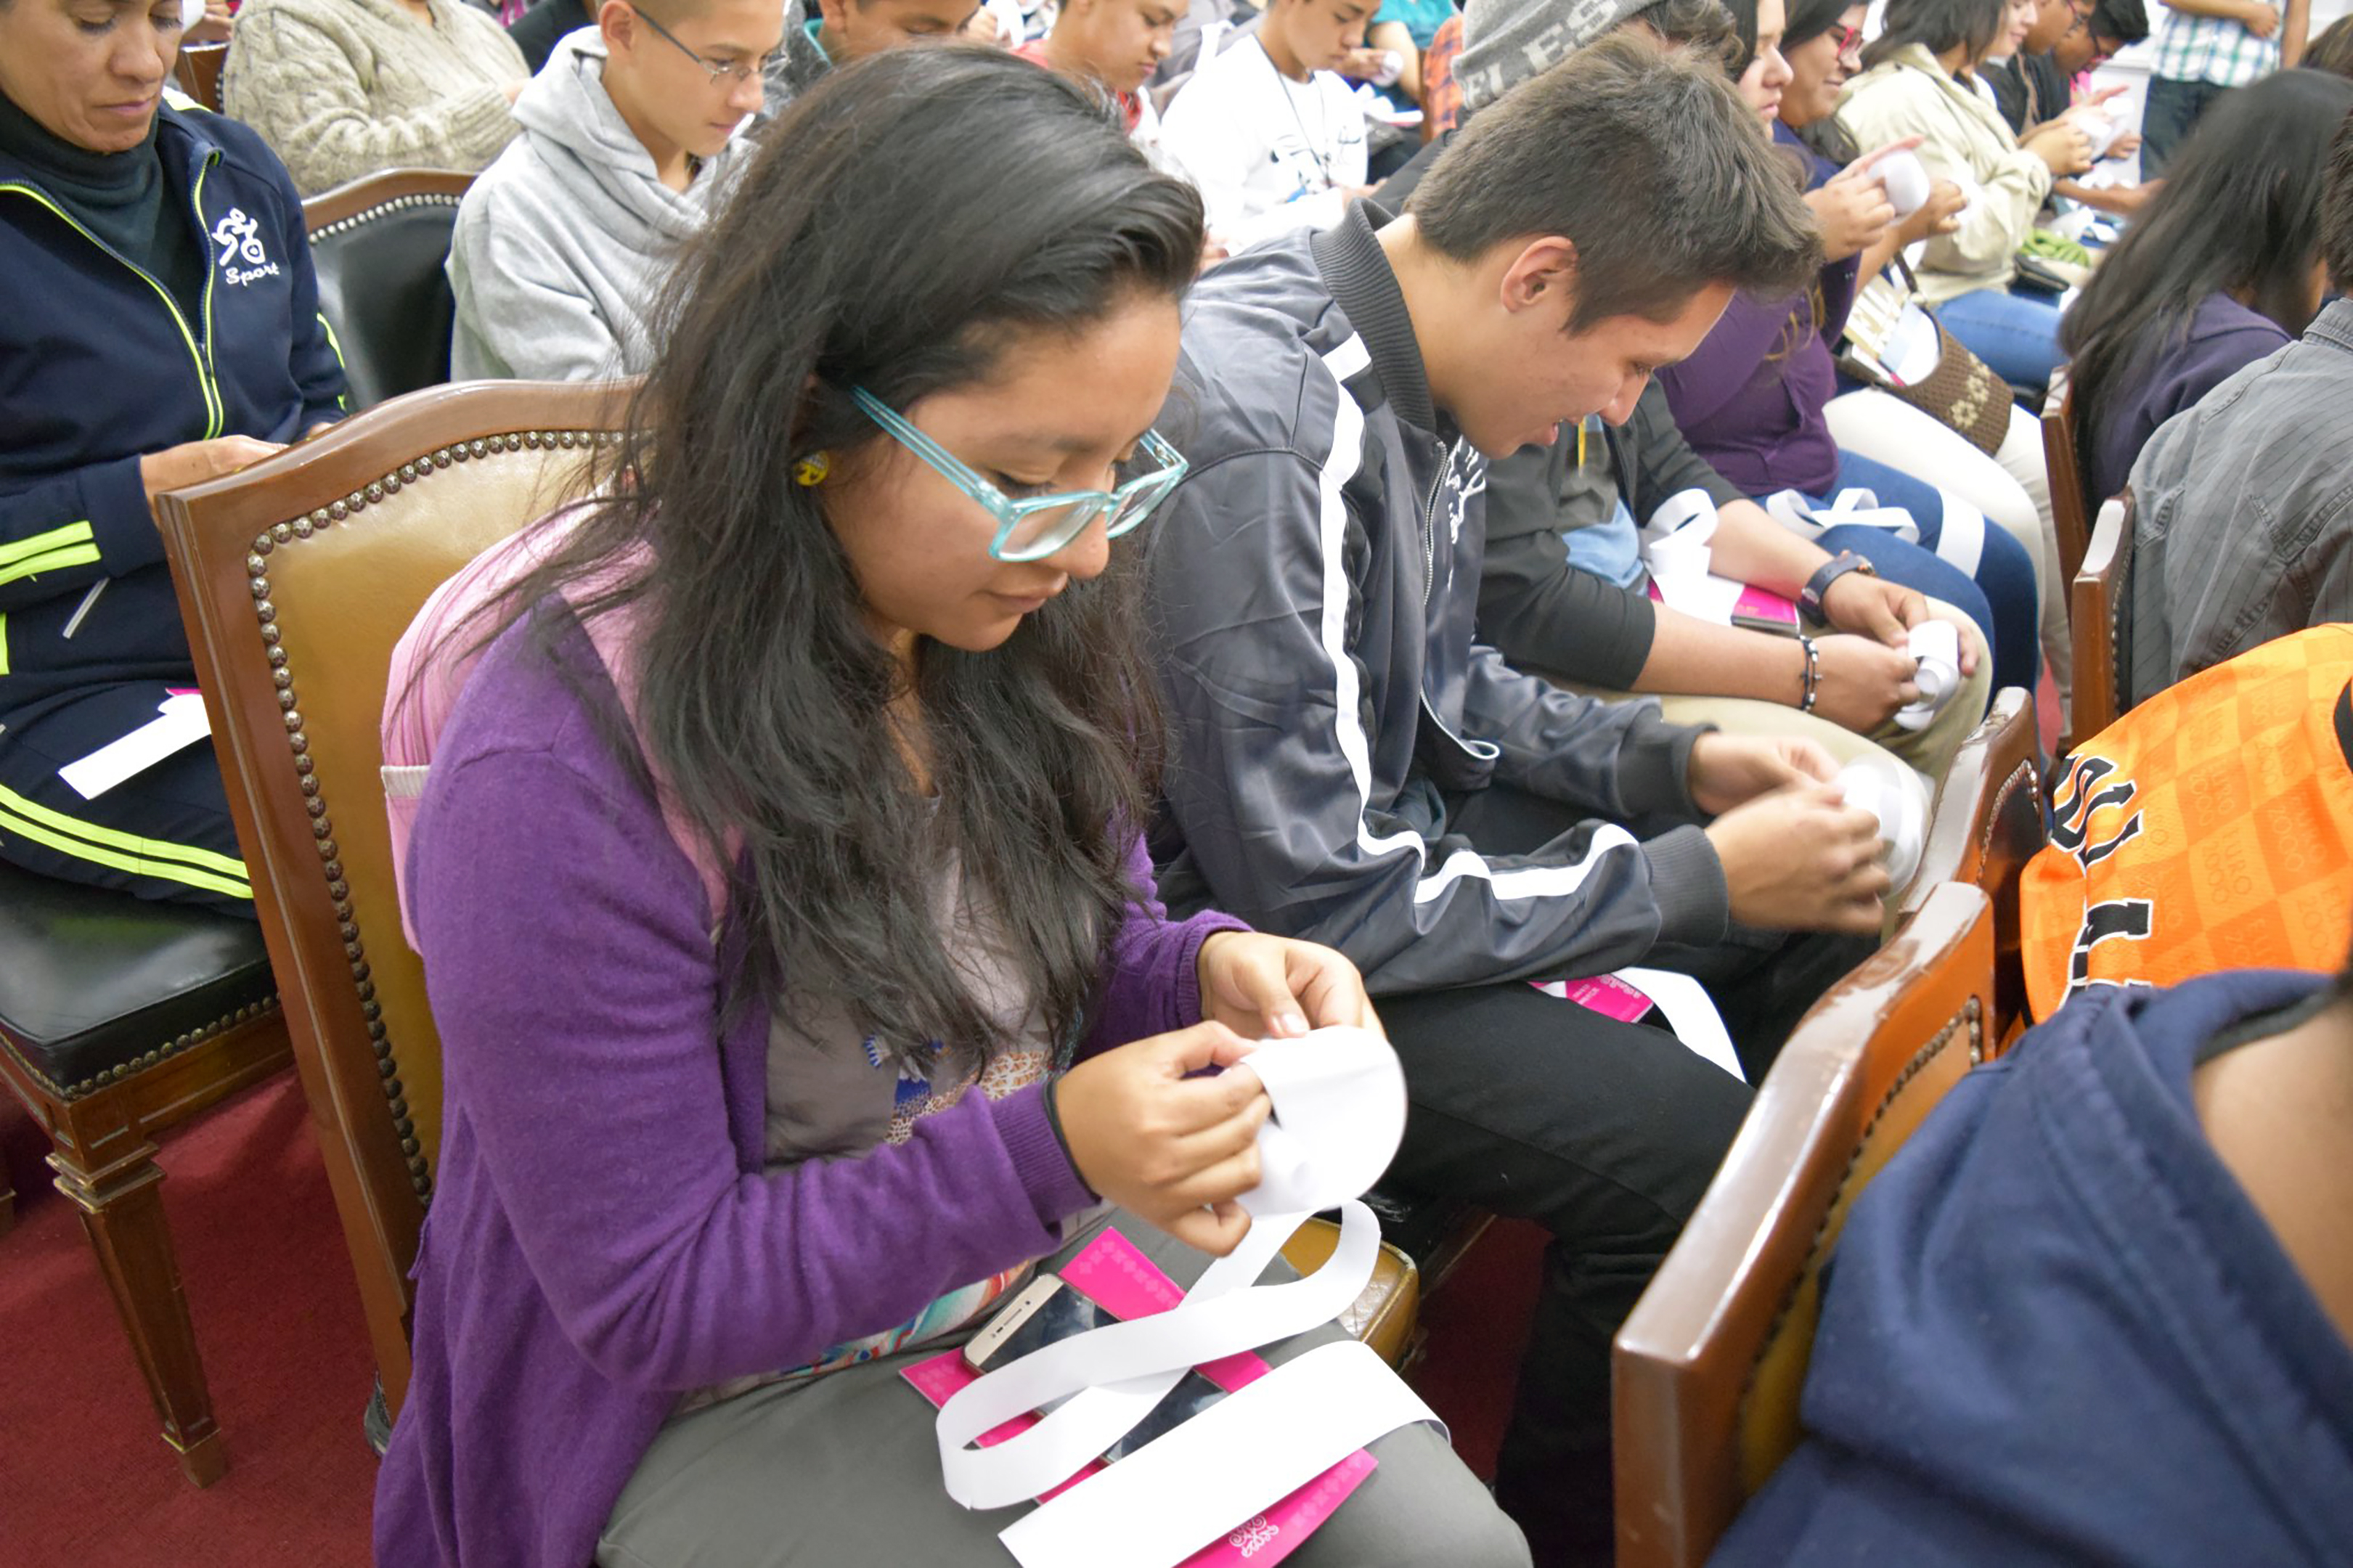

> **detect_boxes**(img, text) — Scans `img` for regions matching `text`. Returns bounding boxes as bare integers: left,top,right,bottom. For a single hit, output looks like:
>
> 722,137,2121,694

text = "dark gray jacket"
1480,380,1747,688
1144,205,1729,994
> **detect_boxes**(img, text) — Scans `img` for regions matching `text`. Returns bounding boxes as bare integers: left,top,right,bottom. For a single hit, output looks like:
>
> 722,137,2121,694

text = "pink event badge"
903,1226,1379,1564
1534,973,1656,1025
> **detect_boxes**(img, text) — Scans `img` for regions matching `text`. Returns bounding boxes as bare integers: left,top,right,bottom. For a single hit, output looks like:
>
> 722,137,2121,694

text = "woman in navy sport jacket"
0,0,346,913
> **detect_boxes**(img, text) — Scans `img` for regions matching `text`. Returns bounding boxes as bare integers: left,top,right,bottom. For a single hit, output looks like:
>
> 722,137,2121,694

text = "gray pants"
598,1212,1530,1568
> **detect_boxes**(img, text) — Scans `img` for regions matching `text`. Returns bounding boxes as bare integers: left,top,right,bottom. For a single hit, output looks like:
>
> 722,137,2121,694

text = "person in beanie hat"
1453,0,1652,113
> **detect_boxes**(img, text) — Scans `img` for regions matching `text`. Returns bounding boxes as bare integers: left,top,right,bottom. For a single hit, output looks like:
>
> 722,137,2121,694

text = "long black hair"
1861,0,2004,74
1785,0,1862,158
2062,70,2353,492
475,47,1204,1074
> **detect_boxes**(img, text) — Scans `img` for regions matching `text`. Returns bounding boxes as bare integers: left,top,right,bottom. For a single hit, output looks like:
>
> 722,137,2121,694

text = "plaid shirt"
2150,4,2279,86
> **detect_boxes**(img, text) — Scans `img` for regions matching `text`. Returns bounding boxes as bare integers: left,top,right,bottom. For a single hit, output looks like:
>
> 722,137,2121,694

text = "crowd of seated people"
9,0,2353,1562
1836,0,2103,390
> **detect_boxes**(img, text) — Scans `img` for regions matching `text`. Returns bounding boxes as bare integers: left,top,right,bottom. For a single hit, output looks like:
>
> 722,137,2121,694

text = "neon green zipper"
0,154,226,438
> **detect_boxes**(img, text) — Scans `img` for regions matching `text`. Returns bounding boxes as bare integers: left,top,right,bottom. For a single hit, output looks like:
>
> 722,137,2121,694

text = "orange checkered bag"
2021,625,2353,1021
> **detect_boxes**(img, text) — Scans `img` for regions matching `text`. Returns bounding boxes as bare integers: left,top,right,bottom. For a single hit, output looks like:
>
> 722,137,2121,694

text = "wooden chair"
2066,492,2137,748
172,42,229,113
0,867,289,1486
1904,686,2045,1046
155,383,1421,1430
153,382,626,1419
303,170,475,412
2042,364,2094,587
1612,881,1996,1568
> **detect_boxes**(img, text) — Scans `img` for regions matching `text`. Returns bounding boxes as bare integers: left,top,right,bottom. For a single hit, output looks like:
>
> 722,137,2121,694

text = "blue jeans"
2140,75,2231,180
1816,450,2040,696
1937,284,2066,396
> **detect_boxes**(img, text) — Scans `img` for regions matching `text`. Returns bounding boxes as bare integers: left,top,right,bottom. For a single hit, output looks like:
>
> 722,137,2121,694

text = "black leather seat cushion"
311,203,460,411
0,862,273,1098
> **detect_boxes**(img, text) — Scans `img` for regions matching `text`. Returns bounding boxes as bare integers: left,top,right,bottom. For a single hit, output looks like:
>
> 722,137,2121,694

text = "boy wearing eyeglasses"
446,0,781,382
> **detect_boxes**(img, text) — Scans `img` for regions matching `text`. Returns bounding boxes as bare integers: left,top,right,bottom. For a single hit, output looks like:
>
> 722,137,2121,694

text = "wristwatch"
1800,550,1877,619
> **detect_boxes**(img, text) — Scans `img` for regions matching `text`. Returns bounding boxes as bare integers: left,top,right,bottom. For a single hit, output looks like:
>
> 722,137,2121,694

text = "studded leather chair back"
303,169,475,412
1612,882,1995,1568
154,381,631,1412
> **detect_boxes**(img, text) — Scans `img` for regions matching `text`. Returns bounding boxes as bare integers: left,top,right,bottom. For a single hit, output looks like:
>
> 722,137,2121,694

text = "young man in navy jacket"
0,0,346,913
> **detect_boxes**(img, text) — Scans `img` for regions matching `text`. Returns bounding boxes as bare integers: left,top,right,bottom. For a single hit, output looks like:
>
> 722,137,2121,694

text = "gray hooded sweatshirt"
446,31,746,382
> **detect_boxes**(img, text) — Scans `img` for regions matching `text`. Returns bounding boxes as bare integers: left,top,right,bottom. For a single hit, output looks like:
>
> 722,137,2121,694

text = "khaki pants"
1538,616,1995,795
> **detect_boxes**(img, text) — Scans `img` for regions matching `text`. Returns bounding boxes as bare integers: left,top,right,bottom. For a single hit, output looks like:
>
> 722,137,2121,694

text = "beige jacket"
223,0,528,197
1836,43,2052,303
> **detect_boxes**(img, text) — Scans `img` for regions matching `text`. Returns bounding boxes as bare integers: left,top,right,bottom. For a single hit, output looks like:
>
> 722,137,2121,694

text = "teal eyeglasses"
850,388,1189,563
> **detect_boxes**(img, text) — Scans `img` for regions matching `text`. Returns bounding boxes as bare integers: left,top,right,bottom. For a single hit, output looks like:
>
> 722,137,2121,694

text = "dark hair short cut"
2325,105,2353,289
2090,0,2148,44
1408,30,1821,331
1862,0,2005,72
1631,0,1743,72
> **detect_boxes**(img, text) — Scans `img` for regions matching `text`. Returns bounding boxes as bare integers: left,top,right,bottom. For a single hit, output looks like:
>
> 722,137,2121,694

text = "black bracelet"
1797,634,1820,714
1041,1075,1098,1197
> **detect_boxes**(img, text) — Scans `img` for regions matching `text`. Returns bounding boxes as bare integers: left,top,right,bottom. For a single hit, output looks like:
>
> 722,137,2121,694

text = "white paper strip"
1612,967,1743,1082
1763,487,1920,546
998,1339,1443,1568
939,1204,1381,1509
1835,757,1929,890
1894,619,1962,733
58,692,211,801
937,1027,1412,1524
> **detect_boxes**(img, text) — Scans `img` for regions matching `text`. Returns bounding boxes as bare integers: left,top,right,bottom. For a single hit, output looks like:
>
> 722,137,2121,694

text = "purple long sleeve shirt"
372,611,1244,1568
1657,126,1861,498
2085,292,2291,505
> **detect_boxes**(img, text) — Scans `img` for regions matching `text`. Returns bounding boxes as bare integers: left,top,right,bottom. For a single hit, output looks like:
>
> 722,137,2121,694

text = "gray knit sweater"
222,0,528,197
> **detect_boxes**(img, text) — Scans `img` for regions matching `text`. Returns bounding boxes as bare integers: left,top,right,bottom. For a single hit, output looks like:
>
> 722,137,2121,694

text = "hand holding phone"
962,1274,1227,1461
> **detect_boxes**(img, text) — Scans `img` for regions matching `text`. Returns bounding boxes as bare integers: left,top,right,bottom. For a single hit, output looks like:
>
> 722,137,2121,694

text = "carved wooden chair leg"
49,1119,227,1487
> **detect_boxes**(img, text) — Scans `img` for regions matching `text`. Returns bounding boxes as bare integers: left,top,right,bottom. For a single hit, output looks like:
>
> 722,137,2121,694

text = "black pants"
0,682,255,915
1377,785,1872,1567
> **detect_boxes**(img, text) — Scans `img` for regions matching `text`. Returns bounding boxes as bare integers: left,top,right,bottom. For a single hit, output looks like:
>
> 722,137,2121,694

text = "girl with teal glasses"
377,45,1521,1568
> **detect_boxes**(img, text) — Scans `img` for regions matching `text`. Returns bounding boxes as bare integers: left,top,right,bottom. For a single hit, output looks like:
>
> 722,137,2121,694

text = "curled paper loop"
1877,149,1932,218
1229,1026,1408,1217
1835,756,1930,890
1895,619,1962,733
1763,487,1921,546
937,1029,1411,1513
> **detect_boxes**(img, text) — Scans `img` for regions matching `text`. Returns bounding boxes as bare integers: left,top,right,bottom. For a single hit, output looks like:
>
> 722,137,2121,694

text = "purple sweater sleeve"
1079,837,1250,1062
411,685,1101,1392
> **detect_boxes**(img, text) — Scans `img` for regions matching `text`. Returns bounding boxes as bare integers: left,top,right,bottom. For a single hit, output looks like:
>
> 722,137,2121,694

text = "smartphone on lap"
961,1273,1226,1461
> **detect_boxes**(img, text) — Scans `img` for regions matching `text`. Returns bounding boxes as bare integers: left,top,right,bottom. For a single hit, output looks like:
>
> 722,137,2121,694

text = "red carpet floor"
0,1074,378,1568
0,1074,1538,1565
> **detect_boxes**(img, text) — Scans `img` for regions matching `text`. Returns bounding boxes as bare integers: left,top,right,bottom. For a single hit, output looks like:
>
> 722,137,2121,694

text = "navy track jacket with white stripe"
1145,205,1733,994
0,96,346,724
